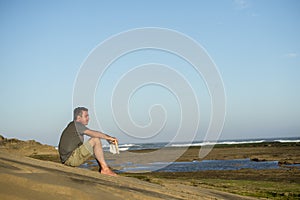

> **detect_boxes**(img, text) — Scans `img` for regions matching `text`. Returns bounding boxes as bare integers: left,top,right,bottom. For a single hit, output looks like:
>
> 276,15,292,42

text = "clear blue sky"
1,0,299,146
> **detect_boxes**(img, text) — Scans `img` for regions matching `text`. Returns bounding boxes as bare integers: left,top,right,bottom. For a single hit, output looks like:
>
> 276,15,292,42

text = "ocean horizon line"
103,136,300,152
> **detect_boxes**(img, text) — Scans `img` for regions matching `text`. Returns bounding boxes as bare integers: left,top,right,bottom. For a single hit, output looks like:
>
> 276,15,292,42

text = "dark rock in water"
250,156,267,162
251,157,259,162
278,159,298,165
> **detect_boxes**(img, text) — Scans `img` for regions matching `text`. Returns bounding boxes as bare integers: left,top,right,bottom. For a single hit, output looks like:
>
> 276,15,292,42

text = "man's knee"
88,137,102,147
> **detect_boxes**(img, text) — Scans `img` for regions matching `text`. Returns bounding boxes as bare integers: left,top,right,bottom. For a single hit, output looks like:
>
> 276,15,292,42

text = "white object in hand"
109,142,119,154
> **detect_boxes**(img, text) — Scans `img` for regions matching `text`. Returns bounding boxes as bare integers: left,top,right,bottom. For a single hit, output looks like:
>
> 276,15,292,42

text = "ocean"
102,137,300,152
82,137,300,173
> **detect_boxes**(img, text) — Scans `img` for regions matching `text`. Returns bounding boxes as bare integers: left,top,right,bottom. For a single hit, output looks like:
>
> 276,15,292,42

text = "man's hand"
107,137,118,145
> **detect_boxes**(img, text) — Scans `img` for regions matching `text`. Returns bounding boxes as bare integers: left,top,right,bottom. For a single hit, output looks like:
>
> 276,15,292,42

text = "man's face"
77,111,89,125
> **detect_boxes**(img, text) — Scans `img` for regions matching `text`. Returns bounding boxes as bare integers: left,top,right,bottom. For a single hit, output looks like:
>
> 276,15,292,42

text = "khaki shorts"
64,141,93,167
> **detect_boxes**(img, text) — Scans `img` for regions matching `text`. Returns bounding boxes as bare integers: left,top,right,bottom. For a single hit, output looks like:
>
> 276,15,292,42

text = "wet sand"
101,141,300,171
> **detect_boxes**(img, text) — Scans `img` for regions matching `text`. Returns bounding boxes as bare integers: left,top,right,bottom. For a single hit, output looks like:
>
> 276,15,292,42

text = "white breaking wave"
170,142,215,147
120,143,139,147
217,140,266,145
118,147,130,151
275,139,300,143
170,140,266,147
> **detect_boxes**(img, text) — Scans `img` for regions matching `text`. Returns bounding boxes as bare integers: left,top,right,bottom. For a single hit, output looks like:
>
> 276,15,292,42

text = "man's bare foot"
100,168,117,176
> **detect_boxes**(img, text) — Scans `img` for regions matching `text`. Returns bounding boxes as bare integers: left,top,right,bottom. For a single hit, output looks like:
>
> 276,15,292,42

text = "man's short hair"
73,107,88,121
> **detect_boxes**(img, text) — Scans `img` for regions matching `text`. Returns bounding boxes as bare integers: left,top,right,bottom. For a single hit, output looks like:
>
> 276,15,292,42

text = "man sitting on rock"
58,107,117,176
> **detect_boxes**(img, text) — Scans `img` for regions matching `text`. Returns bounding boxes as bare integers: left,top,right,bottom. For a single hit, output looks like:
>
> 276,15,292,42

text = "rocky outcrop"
0,135,58,159
250,155,300,165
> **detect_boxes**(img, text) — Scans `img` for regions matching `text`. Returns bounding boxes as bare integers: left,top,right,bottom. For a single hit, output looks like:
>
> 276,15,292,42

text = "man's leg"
64,143,92,167
88,138,117,176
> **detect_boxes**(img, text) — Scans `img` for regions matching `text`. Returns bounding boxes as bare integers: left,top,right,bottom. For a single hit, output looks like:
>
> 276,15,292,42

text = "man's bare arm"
84,129,117,143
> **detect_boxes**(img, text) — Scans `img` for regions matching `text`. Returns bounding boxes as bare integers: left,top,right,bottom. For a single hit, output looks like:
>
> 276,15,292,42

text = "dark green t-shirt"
58,121,89,163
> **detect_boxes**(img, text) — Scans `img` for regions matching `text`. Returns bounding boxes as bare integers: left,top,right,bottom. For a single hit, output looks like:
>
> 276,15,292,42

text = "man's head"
73,107,89,125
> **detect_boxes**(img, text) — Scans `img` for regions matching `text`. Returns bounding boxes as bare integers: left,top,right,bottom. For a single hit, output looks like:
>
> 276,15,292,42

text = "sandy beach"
0,151,259,200
1,135,299,199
